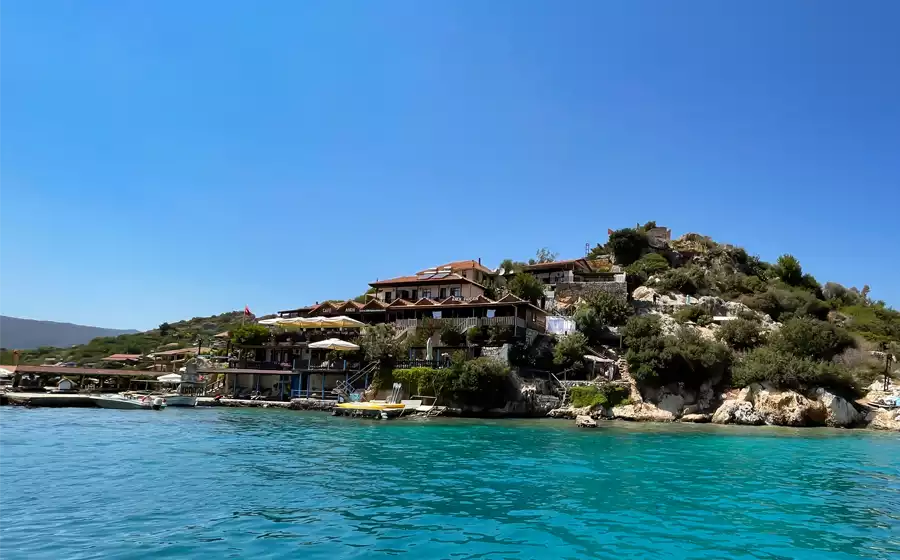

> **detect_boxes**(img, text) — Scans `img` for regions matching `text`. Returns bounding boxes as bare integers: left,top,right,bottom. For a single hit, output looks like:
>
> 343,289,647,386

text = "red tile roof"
421,260,492,275
102,354,142,361
370,272,483,287
151,347,199,357
522,258,586,271
0,365,158,377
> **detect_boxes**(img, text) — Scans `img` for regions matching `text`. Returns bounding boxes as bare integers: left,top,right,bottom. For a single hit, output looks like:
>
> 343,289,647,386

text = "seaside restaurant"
212,316,372,400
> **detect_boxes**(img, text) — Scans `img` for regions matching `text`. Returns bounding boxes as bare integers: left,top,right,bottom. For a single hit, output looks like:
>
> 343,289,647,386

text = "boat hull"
160,395,197,407
92,396,165,410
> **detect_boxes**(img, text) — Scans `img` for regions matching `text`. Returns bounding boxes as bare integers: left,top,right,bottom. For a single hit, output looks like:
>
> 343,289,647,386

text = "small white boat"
92,394,167,410
157,393,196,407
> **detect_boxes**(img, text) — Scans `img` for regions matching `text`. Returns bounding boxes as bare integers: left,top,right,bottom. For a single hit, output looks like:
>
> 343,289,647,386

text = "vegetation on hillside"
2,312,246,367
394,357,510,408
585,222,900,395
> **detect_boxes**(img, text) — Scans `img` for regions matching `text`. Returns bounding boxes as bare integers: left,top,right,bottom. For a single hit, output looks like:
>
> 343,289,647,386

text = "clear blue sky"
2,1,898,330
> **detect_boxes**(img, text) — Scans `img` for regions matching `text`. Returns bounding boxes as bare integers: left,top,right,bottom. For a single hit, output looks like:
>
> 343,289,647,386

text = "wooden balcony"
394,316,525,330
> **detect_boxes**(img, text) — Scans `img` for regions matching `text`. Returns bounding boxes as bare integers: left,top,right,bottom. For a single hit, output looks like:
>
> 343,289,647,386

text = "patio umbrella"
308,338,360,351
157,373,182,383
320,316,365,328
258,317,282,325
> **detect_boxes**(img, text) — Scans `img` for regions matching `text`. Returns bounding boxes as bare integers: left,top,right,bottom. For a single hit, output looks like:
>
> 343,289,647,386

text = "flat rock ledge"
680,413,712,423
575,415,597,428
866,409,900,431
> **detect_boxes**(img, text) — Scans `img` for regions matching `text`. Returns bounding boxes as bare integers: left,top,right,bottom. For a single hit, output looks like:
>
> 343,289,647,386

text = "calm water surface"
1,407,898,559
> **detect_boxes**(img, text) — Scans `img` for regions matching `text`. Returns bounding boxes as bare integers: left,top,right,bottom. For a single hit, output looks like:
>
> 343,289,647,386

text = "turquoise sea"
1,408,898,559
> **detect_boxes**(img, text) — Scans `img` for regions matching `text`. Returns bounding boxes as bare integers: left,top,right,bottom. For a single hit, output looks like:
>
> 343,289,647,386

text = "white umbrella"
320,316,364,328
308,338,359,351
157,373,182,383
258,317,283,325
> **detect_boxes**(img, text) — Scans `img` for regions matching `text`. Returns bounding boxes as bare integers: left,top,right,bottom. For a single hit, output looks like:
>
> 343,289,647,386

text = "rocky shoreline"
549,380,900,431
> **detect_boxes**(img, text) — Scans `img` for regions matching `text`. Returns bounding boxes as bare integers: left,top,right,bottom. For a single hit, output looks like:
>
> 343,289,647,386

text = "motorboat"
92,394,167,410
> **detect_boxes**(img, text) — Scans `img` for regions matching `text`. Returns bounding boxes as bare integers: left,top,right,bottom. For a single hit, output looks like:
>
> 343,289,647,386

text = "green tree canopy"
507,273,545,303
553,332,589,368
607,228,649,266
230,324,270,346
769,317,854,361
716,317,766,351
774,254,803,286
359,324,403,364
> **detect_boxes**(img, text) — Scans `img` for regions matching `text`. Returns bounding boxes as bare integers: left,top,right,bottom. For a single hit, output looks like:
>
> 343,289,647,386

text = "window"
433,310,442,319
487,308,496,318
450,287,461,297
439,288,447,298
411,290,418,300
384,292,392,303
422,289,431,299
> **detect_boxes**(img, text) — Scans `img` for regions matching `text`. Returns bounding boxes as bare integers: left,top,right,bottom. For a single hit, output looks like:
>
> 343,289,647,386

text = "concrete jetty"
196,397,335,411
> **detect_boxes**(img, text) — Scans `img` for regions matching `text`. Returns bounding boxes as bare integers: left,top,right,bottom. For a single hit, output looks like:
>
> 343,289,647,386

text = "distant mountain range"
0,316,139,350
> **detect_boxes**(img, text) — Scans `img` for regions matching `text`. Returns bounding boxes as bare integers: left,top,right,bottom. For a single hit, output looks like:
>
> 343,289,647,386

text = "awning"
308,338,360,351
267,315,365,329
157,373,182,383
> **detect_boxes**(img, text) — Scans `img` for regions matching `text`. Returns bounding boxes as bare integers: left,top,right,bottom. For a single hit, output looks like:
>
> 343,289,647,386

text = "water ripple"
1,408,898,559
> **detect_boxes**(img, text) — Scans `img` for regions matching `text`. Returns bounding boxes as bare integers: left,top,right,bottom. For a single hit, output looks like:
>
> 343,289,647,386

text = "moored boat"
92,394,167,410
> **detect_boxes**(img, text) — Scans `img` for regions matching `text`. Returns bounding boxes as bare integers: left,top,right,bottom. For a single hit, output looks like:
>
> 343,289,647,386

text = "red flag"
607,228,614,235
244,305,252,316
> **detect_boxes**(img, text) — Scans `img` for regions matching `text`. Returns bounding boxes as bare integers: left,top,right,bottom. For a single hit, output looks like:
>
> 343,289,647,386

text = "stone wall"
555,281,628,303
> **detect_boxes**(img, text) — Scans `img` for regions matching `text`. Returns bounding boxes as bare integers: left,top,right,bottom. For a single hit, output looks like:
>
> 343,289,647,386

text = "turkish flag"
244,305,252,316
607,228,614,235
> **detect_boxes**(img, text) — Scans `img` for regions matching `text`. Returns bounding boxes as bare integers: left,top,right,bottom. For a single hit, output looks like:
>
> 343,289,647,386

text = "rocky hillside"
0,316,138,350
544,223,900,431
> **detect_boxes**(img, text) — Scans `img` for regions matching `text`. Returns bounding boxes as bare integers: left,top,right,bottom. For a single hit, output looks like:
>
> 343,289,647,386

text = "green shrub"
230,324,271,346
507,273,545,303
623,315,730,388
740,287,829,321
823,283,866,307
774,254,803,286
439,323,466,347
570,384,630,409
452,357,510,408
660,328,732,388
716,318,766,351
466,326,489,346
487,325,515,345
673,306,712,326
622,314,663,345
655,266,708,296
768,317,854,361
732,346,857,394
359,324,403,364
625,252,670,279
574,306,606,344
553,332,589,368
839,304,900,343
583,290,631,326
394,366,459,404
607,228,650,266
